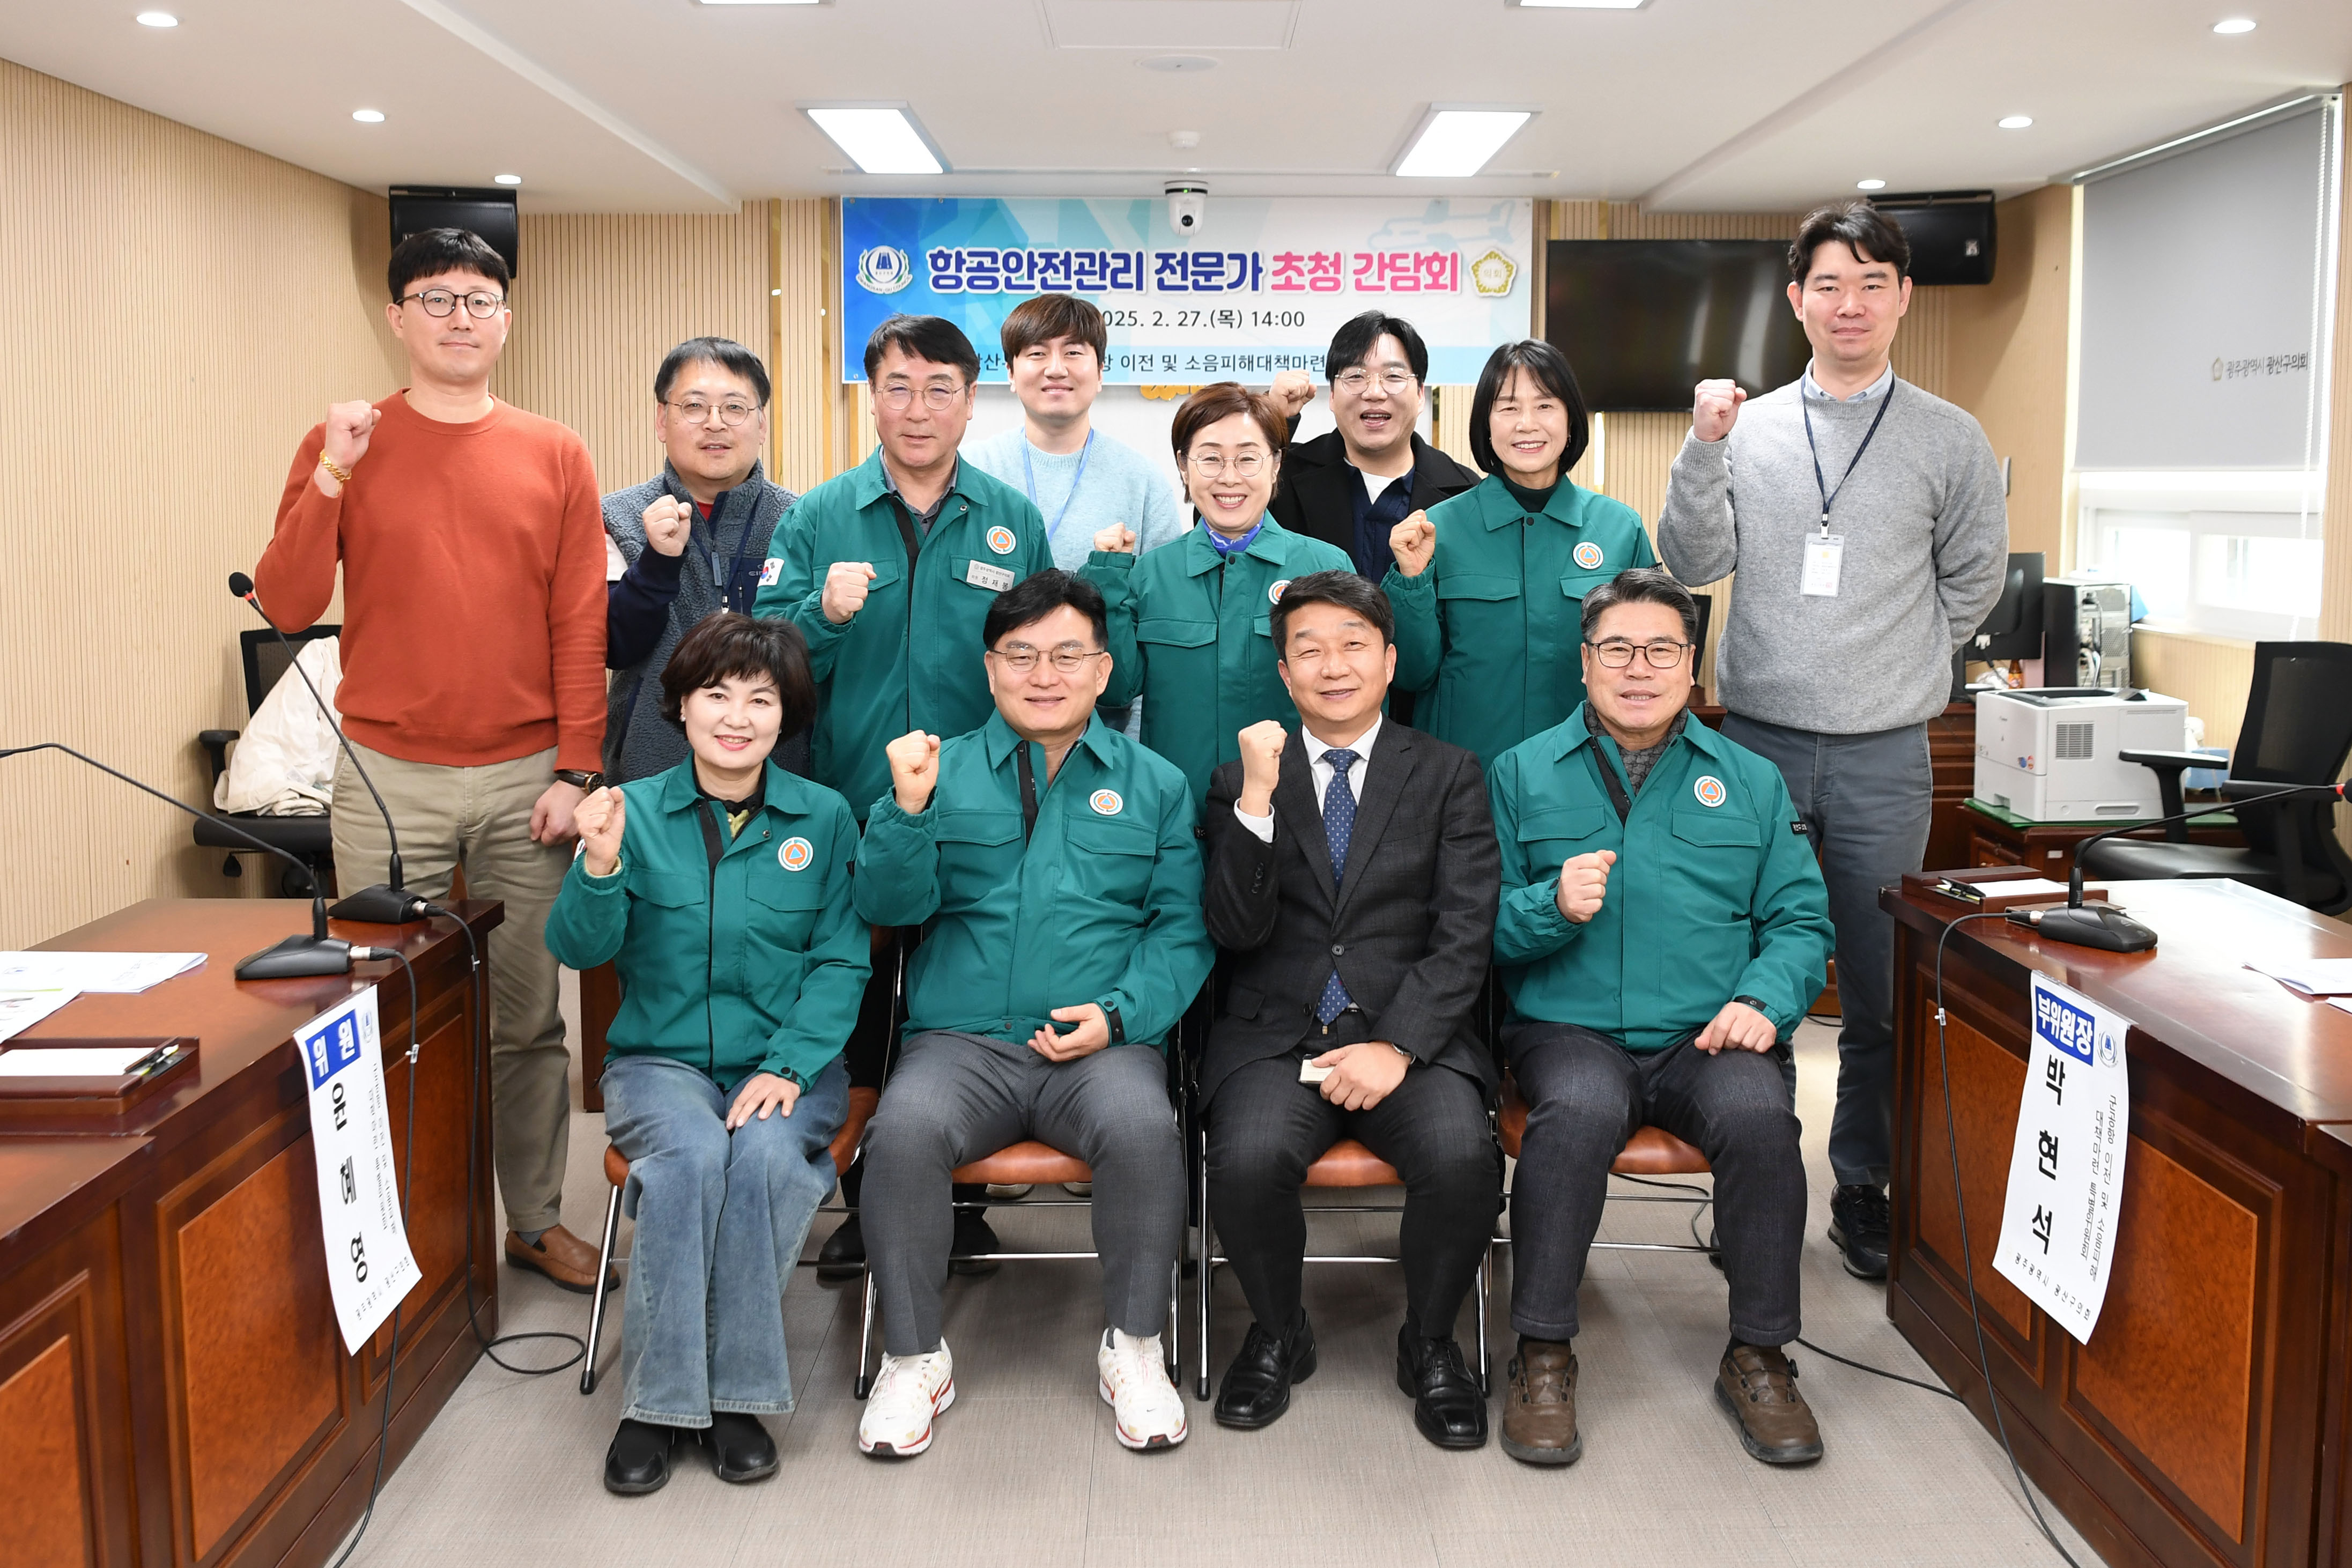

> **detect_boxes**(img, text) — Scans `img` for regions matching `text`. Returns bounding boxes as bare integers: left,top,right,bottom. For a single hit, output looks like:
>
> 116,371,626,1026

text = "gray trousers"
861,1031,1184,1356
1718,713,1932,1190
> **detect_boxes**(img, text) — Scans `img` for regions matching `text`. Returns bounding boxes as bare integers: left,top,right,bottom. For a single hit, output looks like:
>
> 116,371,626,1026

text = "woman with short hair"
545,612,869,1495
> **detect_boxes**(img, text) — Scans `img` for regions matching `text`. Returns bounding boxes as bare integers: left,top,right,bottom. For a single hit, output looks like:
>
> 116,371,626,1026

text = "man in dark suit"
1267,312,1480,581
1198,569,1502,1448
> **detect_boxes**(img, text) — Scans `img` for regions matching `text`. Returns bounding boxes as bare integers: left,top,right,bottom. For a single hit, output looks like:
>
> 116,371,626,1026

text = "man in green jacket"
850,571,1210,1461
1485,568,1833,1471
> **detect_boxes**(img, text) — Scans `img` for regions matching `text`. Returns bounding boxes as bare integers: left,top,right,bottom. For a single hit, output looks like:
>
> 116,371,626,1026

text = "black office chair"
194,625,341,897
2082,641,2352,914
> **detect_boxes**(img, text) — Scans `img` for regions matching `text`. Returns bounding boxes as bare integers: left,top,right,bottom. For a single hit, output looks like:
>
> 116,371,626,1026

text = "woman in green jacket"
545,613,869,1497
1084,381,1352,805
1384,339,1658,767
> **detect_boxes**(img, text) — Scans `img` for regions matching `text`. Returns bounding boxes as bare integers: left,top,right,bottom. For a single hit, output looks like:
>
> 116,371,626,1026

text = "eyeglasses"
399,287,506,319
667,397,760,427
1586,638,1691,669
877,382,967,411
988,642,1107,675
1334,368,1416,395
1185,451,1269,479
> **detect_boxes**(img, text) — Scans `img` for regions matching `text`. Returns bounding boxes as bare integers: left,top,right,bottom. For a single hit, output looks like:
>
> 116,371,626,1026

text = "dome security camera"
1165,180,1208,239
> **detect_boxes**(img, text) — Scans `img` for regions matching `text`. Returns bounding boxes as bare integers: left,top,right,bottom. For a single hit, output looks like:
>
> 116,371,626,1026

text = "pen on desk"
125,1043,181,1077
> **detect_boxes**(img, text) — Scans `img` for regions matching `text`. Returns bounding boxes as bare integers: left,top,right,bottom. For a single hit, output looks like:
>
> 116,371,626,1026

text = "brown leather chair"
1495,1075,1719,1259
581,1085,880,1394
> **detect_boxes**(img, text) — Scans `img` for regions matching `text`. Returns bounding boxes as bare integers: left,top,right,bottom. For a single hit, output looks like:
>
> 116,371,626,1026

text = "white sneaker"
1097,1328,1187,1451
984,1183,1032,1200
858,1341,955,1458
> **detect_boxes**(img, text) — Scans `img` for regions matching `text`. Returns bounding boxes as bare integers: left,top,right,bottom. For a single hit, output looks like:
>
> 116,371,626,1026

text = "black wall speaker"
1870,190,1996,286
388,186,520,280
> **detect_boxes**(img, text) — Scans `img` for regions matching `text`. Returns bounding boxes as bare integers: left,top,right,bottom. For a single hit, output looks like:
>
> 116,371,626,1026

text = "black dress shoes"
1214,1311,1317,1429
816,1213,864,1282
949,1209,1001,1277
1395,1327,1489,1449
1828,1184,1891,1281
707,1412,780,1483
604,1418,678,1495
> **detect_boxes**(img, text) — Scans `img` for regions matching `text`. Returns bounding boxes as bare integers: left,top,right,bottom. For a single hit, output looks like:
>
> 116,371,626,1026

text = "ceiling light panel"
134,11,177,26
802,105,946,174
1394,107,1535,177
2212,17,2256,33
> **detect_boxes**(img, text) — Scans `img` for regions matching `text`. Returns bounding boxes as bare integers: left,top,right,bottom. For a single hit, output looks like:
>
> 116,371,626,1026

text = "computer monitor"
1949,551,2044,698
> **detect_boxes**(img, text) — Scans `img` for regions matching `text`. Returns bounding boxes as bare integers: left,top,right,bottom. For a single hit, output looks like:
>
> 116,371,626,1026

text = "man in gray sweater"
1658,199,2006,1282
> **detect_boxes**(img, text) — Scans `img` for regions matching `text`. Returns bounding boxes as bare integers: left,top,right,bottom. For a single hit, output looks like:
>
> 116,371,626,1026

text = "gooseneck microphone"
227,572,426,924
1,742,354,979
2013,778,2351,953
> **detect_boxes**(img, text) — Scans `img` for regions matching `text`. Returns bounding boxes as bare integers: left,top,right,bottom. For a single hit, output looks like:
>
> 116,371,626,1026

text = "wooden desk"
0,898,500,1568
1964,797,2246,882
1884,878,2352,1568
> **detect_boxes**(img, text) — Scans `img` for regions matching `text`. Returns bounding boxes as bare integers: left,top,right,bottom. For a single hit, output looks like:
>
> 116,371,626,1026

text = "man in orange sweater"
254,227,611,1292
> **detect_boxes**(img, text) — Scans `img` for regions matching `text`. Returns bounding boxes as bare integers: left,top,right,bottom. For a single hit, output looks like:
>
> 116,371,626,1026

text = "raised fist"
1269,368,1315,419
1235,720,1287,813
317,400,381,490
1692,379,1747,443
822,560,877,625
1555,848,1616,923
1389,512,1436,578
1093,523,1137,556
885,730,943,814
641,494,690,558
575,787,627,877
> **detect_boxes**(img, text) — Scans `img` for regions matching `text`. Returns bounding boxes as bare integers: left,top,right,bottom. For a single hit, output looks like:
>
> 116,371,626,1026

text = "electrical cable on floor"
1934,913,2086,1568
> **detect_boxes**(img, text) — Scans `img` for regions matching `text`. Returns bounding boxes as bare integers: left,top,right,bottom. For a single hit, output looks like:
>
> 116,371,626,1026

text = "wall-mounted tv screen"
1544,240,1809,412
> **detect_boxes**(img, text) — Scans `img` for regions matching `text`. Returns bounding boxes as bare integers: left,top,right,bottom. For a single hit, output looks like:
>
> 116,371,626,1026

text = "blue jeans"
600,1054,848,1427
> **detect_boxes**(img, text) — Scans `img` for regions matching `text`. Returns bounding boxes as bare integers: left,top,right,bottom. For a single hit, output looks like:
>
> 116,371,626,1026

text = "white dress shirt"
1799,360,1895,403
1232,715,1383,843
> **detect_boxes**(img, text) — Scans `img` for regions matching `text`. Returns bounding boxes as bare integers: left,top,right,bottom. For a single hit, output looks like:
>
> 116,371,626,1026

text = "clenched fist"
641,494,690,558
1235,720,1287,816
822,560,877,625
575,786,626,877
1692,379,1747,443
1269,368,1315,419
1555,848,1616,923
886,730,943,815
315,400,381,493
1093,523,1137,555
1389,511,1436,578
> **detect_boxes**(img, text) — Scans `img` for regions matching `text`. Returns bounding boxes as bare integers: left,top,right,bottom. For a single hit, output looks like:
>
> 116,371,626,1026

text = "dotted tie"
1314,749,1359,1026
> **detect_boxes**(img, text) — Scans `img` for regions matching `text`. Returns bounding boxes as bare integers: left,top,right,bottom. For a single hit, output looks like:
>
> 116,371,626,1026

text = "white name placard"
295,987,422,1355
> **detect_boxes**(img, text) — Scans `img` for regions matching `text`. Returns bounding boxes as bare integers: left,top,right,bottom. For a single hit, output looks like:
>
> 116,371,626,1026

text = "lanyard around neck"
1799,380,1895,538
1022,428,1095,546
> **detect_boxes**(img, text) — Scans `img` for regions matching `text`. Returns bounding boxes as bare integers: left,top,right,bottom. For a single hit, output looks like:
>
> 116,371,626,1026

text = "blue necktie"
1314,749,1359,1025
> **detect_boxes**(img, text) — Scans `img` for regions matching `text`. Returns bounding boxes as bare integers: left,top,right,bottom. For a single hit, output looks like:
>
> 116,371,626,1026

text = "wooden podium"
0,898,500,1568
1884,878,2352,1568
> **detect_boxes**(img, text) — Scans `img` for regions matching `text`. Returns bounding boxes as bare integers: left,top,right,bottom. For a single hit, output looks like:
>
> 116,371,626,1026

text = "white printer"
1972,687,2188,822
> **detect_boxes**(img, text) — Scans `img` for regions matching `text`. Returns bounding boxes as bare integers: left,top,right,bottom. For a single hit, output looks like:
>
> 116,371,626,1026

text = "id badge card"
1800,533,1844,598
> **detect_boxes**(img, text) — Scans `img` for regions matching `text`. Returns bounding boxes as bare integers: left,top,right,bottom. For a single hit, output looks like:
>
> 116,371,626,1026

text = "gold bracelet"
317,452,351,485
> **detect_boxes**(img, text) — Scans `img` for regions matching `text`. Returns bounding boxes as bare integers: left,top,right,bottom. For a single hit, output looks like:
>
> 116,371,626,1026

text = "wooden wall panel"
1944,186,2076,563
1911,1005,2036,1341
0,58,403,950
2131,630,2257,754
0,1335,94,1568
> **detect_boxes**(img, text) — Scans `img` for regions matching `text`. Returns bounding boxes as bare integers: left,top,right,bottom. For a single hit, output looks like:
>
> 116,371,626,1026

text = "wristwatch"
554,768,605,792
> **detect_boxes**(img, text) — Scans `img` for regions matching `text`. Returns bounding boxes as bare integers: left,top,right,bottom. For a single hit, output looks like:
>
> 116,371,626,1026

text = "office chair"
2084,641,2352,914
194,625,341,897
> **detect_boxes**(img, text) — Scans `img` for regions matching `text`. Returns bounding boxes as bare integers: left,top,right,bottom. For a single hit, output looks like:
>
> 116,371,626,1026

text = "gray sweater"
1657,376,2008,735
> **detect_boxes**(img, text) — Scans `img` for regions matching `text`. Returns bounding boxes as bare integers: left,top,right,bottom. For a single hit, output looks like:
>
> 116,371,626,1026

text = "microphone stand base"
235,934,354,980
2010,904,2158,954
328,885,431,924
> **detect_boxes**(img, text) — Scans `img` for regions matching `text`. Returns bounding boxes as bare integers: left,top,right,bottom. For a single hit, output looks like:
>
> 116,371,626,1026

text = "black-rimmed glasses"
399,287,506,319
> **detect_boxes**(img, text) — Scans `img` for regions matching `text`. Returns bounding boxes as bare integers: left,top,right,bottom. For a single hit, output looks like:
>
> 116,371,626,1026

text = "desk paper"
293,988,421,1354
0,988,76,1044
1994,974,2131,1344
0,951,205,993
0,1043,152,1077
2245,959,2352,997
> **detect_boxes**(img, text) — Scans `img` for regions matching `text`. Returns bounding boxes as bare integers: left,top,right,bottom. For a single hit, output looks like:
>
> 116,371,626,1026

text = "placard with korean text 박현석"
1993,973,2131,1343
295,986,422,1354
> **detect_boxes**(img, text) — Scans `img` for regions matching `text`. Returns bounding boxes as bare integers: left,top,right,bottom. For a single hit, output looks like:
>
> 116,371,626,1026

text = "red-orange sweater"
256,394,607,771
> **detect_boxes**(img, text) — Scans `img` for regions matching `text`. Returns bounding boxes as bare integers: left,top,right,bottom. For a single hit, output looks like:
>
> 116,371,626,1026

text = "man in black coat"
1267,312,1480,581
1199,569,1502,1449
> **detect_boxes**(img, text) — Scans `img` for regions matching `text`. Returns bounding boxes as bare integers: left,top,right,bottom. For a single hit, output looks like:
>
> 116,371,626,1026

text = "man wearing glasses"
1486,568,1833,1470
753,314,1053,1278
602,337,799,782
254,227,610,1293
1267,312,1478,581
850,571,1209,1459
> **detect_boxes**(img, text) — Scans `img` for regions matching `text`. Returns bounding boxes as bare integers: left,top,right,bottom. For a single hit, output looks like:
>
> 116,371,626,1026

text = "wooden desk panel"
1886,881,2352,1568
1,899,500,1568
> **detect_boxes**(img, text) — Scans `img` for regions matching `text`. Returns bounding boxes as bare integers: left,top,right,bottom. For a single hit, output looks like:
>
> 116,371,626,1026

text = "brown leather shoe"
504,1225,618,1295
1499,1338,1581,1466
1715,1343,1823,1465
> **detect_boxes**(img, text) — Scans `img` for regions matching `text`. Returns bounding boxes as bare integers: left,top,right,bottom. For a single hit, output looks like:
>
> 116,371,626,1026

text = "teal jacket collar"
846,446,967,514
1180,515,1299,576
1542,701,1727,767
652,757,818,822
1473,472,1594,532
981,709,1122,772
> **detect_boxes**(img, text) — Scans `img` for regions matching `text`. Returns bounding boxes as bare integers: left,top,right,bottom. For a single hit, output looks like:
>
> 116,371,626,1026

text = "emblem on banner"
1090,789,1123,816
1692,775,1727,809
779,837,813,872
1572,541,1603,570
985,524,1016,556
856,246,913,294
1469,248,1519,298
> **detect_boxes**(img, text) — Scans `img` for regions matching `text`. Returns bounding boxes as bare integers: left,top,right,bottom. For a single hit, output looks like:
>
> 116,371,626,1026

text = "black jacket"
1199,722,1499,1110
1268,428,1482,574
